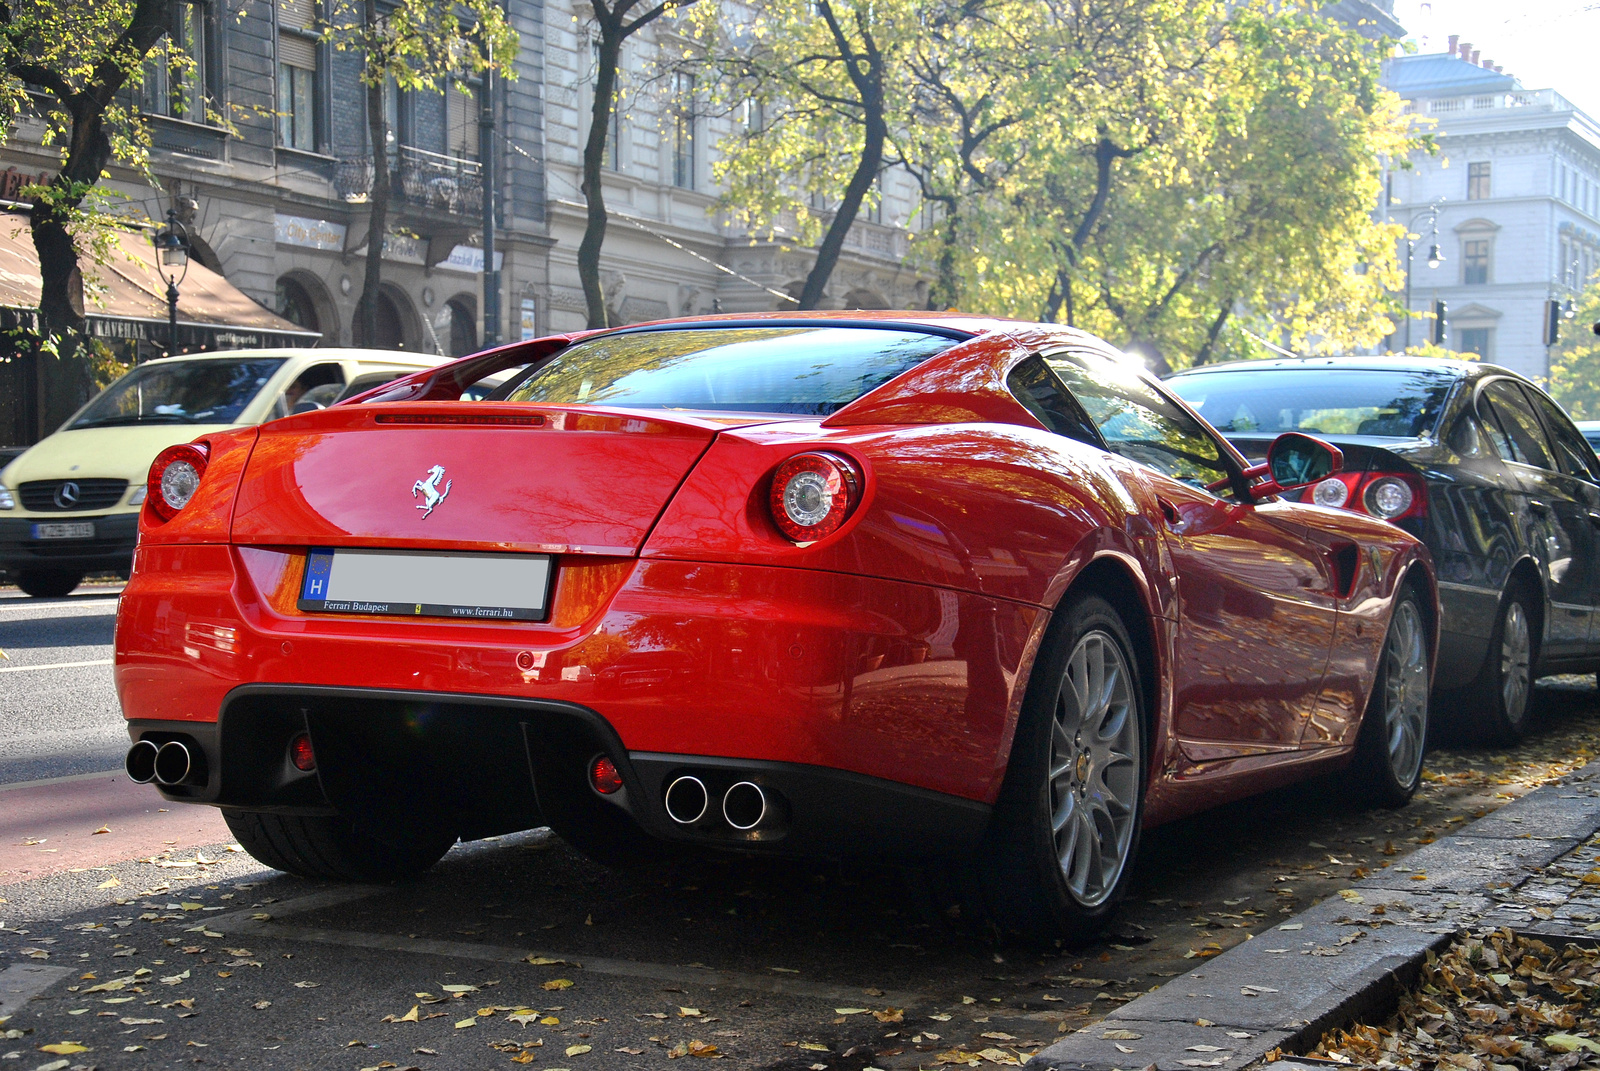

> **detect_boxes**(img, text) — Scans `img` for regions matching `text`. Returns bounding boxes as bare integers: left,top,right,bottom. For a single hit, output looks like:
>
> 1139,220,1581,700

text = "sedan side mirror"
1244,432,1344,501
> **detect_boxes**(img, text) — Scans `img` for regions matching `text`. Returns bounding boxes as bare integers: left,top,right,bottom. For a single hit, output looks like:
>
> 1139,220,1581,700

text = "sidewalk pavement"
1027,759,1600,1071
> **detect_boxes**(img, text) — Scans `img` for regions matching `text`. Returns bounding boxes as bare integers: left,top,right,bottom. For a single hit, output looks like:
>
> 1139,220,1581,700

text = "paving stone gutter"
1025,758,1600,1071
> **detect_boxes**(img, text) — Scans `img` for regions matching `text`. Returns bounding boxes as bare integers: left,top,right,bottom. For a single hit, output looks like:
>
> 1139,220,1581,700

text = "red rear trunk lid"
231,404,725,555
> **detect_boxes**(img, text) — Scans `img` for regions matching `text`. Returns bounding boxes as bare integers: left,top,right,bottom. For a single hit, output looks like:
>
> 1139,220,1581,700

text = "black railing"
334,145,482,217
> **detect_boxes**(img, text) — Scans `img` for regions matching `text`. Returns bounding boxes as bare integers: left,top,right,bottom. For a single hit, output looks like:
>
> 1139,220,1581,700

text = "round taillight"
288,732,316,772
590,755,624,795
1365,476,1415,519
1311,476,1350,509
768,452,862,543
146,443,210,522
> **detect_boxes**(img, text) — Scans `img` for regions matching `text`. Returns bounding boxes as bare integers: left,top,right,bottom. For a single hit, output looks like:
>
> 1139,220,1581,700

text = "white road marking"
0,769,125,792
0,658,112,673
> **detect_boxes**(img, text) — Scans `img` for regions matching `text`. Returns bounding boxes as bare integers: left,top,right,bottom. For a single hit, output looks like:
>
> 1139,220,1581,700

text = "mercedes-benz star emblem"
54,481,80,509
411,464,451,519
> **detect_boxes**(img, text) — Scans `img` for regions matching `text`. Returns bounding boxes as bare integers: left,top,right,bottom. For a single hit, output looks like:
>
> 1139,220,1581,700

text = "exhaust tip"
722,781,768,831
663,775,709,825
153,740,192,786
125,739,159,784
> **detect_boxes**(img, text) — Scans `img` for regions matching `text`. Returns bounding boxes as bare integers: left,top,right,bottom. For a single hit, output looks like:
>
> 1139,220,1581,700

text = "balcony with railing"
334,145,482,217
1404,88,1578,117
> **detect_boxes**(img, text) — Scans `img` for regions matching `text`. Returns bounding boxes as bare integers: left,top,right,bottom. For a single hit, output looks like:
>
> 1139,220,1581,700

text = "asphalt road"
5,590,1600,1069
0,584,126,785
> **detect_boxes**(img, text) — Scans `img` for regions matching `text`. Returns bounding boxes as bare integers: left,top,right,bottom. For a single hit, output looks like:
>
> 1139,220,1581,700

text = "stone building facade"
1,0,927,368
1383,44,1600,378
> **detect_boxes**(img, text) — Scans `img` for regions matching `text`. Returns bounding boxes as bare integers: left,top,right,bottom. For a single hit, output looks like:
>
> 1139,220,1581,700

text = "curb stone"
1025,758,1600,1071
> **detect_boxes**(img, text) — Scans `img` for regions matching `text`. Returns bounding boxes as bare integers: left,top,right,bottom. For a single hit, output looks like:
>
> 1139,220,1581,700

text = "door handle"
1157,498,1180,526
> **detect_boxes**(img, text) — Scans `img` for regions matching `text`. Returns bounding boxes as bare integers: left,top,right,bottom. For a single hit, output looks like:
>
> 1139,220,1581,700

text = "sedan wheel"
1049,631,1141,908
1353,589,1431,807
1461,584,1539,745
1498,601,1532,726
978,592,1145,941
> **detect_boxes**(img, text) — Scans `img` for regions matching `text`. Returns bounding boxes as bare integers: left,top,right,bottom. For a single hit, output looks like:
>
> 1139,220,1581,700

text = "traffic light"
1431,300,1447,346
1544,299,1562,346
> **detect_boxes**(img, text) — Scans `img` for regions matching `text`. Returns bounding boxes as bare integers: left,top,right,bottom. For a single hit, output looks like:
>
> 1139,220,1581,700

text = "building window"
446,77,479,161
141,1,210,124
672,72,695,189
277,0,318,150
1457,327,1491,359
1468,161,1491,200
1463,238,1491,285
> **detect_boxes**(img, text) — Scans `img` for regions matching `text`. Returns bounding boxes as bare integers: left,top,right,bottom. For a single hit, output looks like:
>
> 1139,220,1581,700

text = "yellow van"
0,348,444,597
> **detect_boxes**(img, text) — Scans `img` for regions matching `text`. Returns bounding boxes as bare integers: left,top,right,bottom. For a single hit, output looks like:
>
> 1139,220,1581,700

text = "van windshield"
503,326,957,415
71,358,287,429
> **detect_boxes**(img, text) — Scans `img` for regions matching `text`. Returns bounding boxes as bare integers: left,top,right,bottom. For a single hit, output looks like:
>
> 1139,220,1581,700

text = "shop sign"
274,213,346,250
439,245,504,274
0,166,53,202
90,318,149,341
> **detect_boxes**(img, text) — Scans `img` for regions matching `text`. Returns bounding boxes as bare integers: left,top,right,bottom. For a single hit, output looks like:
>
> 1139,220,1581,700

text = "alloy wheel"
1381,599,1429,787
1500,601,1532,723
1048,630,1140,907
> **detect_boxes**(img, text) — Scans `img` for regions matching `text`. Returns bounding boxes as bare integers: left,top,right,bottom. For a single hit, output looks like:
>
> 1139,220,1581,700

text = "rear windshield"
71,357,287,429
502,326,956,415
1166,368,1455,439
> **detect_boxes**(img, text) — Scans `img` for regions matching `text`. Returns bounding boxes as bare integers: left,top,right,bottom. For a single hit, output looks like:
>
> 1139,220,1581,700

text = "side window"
1526,388,1600,481
1006,355,1102,449
1479,380,1554,470
1449,412,1500,460
274,362,347,418
1042,350,1233,490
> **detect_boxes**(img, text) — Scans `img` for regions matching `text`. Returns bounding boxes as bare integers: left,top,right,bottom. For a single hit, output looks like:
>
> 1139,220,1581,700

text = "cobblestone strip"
1026,760,1600,1071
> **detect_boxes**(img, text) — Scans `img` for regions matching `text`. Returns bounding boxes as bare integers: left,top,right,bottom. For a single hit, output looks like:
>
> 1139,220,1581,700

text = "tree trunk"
929,204,960,310
797,84,883,310
357,0,390,346
577,19,620,330
1191,304,1233,368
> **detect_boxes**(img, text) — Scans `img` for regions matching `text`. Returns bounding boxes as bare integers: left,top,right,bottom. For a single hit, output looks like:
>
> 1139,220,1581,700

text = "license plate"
298,547,552,621
32,522,94,540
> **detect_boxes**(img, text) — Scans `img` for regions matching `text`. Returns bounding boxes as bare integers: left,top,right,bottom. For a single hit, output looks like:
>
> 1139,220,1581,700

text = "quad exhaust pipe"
125,739,159,783
126,739,199,786
663,774,777,832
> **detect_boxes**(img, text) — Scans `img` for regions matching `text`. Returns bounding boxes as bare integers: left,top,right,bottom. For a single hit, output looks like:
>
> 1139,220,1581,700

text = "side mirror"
1244,432,1343,500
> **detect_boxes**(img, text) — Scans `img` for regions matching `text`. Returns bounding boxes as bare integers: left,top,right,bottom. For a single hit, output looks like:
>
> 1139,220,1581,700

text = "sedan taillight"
1307,470,1426,521
768,452,862,543
146,443,210,522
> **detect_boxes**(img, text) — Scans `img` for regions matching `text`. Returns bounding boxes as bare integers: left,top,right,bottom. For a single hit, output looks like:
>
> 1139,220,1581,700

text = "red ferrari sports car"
116,313,1435,939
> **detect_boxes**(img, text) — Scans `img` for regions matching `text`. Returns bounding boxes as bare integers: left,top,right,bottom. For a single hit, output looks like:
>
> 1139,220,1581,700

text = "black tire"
17,569,82,598
223,810,455,882
1351,590,1431,808
976,593,1146,943
1460,581,1539,745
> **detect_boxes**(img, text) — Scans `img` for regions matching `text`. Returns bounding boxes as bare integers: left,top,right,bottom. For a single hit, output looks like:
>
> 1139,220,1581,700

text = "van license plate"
32,522,94,540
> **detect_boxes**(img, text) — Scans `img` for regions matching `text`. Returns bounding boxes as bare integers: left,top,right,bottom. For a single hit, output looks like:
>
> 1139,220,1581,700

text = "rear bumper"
0,513,138,574
116,544,1037,857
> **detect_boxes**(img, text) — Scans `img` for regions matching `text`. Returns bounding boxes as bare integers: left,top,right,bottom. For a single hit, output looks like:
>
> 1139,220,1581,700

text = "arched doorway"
445,296,477,356
356,285,419,350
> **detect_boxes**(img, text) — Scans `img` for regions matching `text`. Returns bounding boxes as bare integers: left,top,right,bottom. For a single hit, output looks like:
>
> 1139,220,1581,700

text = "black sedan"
1168,356,1600,743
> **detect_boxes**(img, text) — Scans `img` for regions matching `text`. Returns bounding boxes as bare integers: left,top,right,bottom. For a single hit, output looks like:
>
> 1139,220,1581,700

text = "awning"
0,211,318,348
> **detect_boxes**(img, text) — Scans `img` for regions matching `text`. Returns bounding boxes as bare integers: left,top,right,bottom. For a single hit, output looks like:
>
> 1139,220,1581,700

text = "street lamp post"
1401,199,1445,351
152,209,191,361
